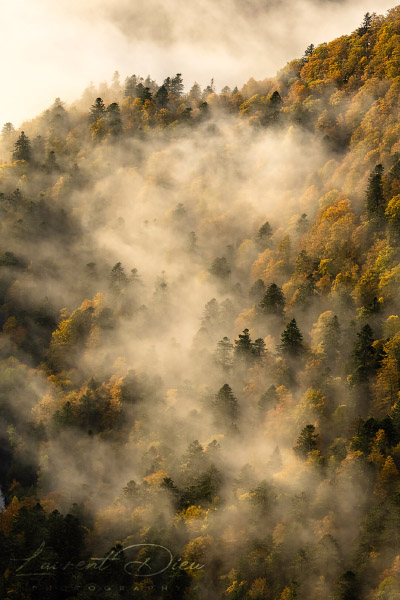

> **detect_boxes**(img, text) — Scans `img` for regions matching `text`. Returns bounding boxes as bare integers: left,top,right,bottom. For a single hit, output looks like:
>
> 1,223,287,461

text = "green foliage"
256,221,273,248
12,131,31,162
258,385,278,411
109,261,128,293
279,318,304,357
259,283,285,316
210,256,231,279
293,424,318,458
215,336,233,372
212,383,239,426
358,12,373,36
351,324,376,384
89,97,106,123
366,164,386,224
106,102,122,136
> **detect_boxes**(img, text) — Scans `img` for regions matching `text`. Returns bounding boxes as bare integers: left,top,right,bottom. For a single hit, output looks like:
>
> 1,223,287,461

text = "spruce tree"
106,102,122,136
234,329,253,360
280,318,304,357
170,73,184,97
212,384,238,425
89,98,106,123
12,131,31,162
209,256,231,279
293,424,318,458
214,337,233,372
109,262,128,293
124,74,137,98
252,338,266,359
366,164,386,222
256,221,273,248
259,283,285,316
351,324,375,384
155,84,169,108
358,12,372,36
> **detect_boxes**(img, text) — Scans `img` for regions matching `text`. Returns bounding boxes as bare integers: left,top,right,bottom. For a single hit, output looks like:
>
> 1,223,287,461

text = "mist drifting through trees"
3,5,400,600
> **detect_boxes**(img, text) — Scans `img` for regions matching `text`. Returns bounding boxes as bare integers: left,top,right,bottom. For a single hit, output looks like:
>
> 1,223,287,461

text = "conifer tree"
234,328,253,360
280,318,304,357
170,73,184,97
124,74,137,97
351,324,375,384
294,424,318,458
89,98,106,123
366,164,386,223
2,122,14,137
12,131,31,162
259,283,285,316
215,337,233,372
358,12,372,36
155,84,169,108
212,384,239,425
256,221,273,248
106,102,122,136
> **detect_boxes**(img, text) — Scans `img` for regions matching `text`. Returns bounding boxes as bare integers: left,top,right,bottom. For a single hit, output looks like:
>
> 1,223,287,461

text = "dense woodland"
4,7,400,599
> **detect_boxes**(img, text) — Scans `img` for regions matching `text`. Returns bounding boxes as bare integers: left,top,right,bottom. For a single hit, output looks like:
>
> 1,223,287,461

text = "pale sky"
0,0,397,128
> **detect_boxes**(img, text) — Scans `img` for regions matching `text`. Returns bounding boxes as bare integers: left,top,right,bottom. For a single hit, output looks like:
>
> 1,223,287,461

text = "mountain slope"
2,6,400,600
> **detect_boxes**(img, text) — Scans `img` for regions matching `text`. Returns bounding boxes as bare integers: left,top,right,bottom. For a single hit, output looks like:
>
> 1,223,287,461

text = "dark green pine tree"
322,314,341,361
234,328,253,360
366,164,386,223
334,571,358,600
12,131,31,162
256,221,273,248
170,73,184,97
106,102,122,136
351,324,375,384
135,83,152,102
89,97,106,123
252,338,266,359
270,90,282,107
109,262,128,294
212,384,239,425
358,12,372,36
293,424,318,458
155,84,169,108
209,256,231,279
259,283,285,316
124,74,137,98
304,43,315,58
280,318,304,357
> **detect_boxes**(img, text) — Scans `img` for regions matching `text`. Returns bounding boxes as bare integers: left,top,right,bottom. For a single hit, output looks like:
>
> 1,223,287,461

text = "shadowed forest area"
3,7,400,599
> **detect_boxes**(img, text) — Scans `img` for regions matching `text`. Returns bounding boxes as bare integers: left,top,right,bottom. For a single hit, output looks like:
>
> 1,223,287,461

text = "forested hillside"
3,7,400,600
